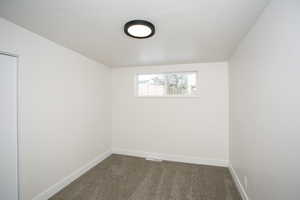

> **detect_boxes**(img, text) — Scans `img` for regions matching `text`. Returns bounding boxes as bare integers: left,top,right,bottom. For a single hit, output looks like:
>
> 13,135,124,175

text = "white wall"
112,63,229,166
229,0,300,199
0,18,112,200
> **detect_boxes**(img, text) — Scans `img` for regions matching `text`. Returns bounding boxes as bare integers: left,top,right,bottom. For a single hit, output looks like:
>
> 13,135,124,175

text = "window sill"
135,95,200,98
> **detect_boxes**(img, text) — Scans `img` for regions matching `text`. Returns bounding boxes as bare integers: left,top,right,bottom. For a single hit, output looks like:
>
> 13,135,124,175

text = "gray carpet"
50,154,242,200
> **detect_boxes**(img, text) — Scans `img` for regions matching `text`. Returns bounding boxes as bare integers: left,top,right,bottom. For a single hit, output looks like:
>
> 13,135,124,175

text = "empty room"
0,0,299,199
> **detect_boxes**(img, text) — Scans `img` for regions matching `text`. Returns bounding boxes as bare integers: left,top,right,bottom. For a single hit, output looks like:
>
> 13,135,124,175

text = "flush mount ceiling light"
124,20,155,39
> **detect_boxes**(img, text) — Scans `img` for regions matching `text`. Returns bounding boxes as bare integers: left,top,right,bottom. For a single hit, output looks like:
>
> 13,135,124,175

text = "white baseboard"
228,164,249,200
112,148,228,167
32,150,112,200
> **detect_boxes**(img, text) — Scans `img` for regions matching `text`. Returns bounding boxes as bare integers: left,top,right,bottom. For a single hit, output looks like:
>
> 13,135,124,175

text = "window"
136,71,197,97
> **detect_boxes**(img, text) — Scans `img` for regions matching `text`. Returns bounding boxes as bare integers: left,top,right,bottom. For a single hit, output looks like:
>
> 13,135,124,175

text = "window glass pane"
137,72,197,96
166,72,197,96
137,74,165,96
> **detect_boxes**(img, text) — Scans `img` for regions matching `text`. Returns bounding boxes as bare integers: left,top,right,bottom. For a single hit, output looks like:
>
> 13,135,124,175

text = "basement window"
136,71,198,97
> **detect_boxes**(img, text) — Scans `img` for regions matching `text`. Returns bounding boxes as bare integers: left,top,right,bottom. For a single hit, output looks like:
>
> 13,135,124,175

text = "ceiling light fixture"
124,20,155,39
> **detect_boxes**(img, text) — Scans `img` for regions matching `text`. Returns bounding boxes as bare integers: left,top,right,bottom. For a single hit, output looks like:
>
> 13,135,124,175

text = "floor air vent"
145,156,163,162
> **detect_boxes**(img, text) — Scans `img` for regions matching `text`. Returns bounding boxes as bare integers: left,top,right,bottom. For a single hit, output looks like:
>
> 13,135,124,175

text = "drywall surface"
0,18,111,200
0,0,270,67
112,63,229,165
229,0,300,199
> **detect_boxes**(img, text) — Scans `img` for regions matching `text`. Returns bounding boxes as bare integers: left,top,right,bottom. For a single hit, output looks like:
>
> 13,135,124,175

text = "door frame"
0,51,21,200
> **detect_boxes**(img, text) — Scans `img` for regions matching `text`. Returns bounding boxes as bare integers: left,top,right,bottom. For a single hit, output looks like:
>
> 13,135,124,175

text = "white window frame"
134,71,199,98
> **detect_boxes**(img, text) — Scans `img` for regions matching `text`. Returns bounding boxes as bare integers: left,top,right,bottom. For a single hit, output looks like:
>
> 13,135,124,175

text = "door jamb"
0,51,21,200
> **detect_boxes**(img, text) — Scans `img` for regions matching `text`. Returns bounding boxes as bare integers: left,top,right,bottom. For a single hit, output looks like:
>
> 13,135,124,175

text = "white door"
0,53,19,200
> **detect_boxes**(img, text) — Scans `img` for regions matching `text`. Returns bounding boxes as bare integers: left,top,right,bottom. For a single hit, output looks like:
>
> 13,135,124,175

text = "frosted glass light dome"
128,25,152,38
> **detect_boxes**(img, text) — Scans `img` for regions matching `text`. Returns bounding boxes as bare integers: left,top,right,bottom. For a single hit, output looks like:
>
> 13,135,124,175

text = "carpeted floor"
50,154,242,200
